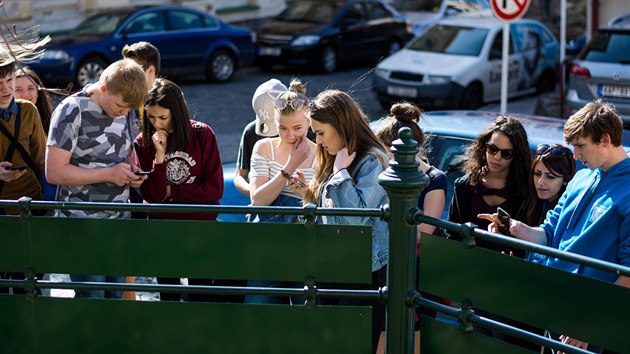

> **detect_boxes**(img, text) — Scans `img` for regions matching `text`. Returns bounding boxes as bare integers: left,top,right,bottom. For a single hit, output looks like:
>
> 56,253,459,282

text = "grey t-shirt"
48,90,133,218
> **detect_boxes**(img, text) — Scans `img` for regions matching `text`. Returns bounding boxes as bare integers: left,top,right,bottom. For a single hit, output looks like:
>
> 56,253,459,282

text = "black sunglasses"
537,144,569,158
486,143,514,160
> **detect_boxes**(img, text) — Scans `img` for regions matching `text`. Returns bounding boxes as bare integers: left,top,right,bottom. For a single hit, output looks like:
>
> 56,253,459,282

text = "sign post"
490,0,531,114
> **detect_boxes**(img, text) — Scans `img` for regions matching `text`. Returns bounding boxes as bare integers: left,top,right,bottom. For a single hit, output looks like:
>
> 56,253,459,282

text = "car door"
160,9,213,76
338,2,372,62
364,1,399,58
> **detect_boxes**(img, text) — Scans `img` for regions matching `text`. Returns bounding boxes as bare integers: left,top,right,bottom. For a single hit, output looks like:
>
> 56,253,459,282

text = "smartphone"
290,176,307,188
5,165,27,171
496,207,511,236
135,170,150,176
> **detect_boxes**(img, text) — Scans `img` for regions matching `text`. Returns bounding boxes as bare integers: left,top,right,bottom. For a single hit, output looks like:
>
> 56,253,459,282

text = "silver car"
565,15,630,123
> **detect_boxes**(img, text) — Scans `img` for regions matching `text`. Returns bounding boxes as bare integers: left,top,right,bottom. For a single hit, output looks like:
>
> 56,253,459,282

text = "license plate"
599,84,630,98
258,47,281,56
387,85,417,98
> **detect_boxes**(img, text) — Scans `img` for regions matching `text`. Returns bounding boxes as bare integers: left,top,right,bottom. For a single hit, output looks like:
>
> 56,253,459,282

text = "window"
124,12,164,34
167,10,205,31
366,2,391,20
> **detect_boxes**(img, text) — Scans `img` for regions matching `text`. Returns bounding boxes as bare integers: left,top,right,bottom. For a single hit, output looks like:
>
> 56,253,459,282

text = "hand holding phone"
5,165,28,171
496,207,511,236
135,170,150,176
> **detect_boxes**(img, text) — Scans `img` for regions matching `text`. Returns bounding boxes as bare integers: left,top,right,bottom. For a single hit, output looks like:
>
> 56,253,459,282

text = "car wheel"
459,84,483,109
535,69,556,94
319,46,337,74
76,57,107,88
387,40,402,56
207,50,235,83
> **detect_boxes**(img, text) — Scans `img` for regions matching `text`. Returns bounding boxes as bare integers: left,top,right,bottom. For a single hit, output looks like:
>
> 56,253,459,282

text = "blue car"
29,5,255,88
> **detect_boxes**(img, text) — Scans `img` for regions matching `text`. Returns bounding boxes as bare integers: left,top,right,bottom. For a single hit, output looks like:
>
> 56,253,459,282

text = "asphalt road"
176,64,541,164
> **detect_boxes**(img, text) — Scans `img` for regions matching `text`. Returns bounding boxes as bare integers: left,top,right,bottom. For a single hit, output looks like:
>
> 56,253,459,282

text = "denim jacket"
320,149,389,271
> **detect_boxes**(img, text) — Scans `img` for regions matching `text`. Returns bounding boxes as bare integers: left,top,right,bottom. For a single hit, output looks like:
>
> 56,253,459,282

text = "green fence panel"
0,216,371,284
419,233,630,353
0,295,371,354
420,316,535,354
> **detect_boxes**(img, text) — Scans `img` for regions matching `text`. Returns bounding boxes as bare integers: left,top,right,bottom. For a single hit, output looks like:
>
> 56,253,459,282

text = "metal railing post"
378,127,429,354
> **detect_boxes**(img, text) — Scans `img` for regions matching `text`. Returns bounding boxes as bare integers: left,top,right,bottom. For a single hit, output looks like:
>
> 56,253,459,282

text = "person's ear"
600,134,612,146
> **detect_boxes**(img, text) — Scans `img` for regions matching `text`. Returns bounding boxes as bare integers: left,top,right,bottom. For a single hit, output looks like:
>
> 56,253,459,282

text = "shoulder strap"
0,103,37,172
268,139,275,161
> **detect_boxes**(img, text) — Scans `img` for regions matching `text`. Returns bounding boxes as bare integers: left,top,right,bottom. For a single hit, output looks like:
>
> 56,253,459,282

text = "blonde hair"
275,78,309,117
99,59,148,109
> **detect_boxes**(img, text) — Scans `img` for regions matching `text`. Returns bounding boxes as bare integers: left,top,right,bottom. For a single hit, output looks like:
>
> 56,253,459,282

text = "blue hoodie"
541,157,630,283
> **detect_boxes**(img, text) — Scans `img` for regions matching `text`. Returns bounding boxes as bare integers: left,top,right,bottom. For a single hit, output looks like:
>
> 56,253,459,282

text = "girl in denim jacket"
301,89,388,354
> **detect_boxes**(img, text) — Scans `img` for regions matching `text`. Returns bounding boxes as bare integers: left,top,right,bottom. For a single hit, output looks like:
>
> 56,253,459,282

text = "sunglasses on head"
486,143,514,160
536,144,568,158
275,97,306,111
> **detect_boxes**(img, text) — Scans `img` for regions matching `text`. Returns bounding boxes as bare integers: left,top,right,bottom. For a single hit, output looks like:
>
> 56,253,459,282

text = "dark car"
255,0,413,73
29,5,255,88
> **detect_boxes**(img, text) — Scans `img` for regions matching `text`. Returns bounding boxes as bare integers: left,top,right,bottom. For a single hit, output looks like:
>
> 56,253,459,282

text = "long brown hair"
462,115,531,198
141,78,190,152
304,89,387,204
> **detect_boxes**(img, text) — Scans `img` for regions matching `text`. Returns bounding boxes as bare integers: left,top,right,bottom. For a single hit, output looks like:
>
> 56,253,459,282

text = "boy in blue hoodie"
481,99,630,351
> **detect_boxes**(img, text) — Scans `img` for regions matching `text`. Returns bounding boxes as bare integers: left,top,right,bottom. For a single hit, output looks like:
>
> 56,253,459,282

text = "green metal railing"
1,127,629,354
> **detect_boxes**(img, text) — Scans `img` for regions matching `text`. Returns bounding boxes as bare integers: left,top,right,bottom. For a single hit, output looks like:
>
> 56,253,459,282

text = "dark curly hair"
462,115,531,198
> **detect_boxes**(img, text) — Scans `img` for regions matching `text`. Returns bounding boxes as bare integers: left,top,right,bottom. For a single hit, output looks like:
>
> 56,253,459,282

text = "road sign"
490,0,531,22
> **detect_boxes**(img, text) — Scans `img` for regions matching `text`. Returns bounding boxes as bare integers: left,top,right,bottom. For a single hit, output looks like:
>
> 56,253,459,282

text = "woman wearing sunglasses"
524,144,576,226
448,115,531,257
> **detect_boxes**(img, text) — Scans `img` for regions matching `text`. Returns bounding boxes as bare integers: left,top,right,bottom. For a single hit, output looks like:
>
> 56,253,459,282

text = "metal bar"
0,199,382,217
413,295,592,354
415,213,630,277
0,280,382,300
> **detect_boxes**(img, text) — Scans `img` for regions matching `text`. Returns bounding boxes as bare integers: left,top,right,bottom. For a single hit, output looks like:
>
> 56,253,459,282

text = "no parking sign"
490,0,531,22
490,0,531,113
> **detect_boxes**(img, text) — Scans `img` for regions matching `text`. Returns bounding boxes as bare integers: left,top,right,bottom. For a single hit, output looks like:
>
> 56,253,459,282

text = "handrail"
0,279,386,302
414,212,630,278
0,198,385,218
411,295,592,354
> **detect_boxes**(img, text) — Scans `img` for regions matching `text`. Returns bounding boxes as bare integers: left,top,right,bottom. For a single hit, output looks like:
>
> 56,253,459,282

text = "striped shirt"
250,139,314,200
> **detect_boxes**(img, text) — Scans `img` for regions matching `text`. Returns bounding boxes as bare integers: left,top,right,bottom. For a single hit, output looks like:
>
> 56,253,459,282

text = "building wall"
1,0,284,34
598,0,630,26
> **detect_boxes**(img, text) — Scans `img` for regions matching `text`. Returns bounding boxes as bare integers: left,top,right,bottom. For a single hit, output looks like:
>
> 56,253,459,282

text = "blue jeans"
251,194,301,223
70,275,125,299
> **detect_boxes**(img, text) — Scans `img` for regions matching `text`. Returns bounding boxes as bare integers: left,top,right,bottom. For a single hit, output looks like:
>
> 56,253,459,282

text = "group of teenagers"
234,77,630,353
1,37,628,354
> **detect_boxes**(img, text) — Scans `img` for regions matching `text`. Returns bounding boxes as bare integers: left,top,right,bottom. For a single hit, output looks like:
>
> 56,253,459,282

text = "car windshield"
74,12,128,36
408,24,488,56
581,30,630,64
390,0,489,12
278,0,343,24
